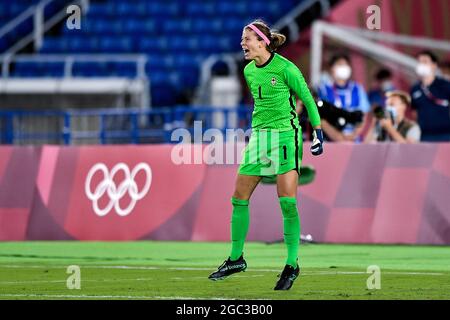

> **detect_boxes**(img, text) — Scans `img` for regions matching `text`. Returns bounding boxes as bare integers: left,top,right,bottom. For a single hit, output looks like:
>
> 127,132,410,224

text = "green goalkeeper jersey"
244,53,321,130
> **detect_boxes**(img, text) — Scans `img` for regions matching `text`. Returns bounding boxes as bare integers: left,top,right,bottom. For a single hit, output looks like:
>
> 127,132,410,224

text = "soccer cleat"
208,255,247,281
274,264,300,290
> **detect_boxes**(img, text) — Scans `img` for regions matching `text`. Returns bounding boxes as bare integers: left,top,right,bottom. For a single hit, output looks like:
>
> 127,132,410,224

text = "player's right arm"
243,64,252,90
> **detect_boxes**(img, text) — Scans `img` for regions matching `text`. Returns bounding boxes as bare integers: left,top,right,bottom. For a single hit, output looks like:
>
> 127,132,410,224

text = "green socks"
279,197,300,268
229,196,300,267
230,197,250,261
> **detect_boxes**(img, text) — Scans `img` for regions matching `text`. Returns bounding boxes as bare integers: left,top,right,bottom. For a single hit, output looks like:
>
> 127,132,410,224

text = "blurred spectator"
440,60,450,81
317,53,370,142
410,50,450,142
368,68,395,108
365,90,420,143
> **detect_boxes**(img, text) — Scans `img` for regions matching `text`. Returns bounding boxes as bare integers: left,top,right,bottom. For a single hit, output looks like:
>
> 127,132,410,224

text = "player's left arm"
284,63,320,128
284,63,323,155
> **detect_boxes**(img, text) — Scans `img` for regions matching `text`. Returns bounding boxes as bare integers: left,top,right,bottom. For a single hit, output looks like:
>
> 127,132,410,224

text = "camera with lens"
373,104,395,122
372,104,397,141
315,98,364,130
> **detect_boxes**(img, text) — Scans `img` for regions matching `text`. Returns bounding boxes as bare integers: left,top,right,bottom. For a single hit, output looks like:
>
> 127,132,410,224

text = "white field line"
0,264,445,276
0,293,237,300
0,278,153,285
0,275,264,285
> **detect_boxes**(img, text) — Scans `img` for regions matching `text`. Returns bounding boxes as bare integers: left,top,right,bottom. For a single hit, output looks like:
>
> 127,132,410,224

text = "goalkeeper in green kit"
208,20,323,290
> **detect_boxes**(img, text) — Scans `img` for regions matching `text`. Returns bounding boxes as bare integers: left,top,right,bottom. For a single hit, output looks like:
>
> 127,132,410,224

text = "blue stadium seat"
111,62,138,78
151,84,177,106
122,19,145,35
0,38,9,52
142,20,160,34
147,54,174,70
150,71,170,86
179,67,200,88
115,2,146,17
87,3,114,18
12,70,36,78
15,19,33,35
186,2,215,16
14,61,38,74
43,69,64,77
223,17,247,34
146,2,180,16
281,0,297,11
73,62,106,77
99,36,135,53
174,54,202,70
191,19,223,34
139,38,168,53
247,2,280,20
0,4,7,18
167,37,199,53
13,61,64,78
43,1,61,18
9,3,28,16
150,71,184,91
163,20,192,34
88,19,118,35
20,0,300,106
67,36,98,53
40,38,70,53
218,1,247,16
38,62,65,77
167,71,181,87
197,36,222,54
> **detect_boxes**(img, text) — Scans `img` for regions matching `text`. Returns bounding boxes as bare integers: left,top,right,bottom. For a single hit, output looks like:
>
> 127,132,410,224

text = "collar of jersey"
255,52,275,68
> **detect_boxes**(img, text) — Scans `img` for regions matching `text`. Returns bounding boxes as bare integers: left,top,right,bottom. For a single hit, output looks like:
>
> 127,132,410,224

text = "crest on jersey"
271,77,276,86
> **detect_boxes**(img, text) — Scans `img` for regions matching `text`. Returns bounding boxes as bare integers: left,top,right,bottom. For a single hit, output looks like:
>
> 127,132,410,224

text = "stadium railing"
0,0,86,55
310,21,450,86
1,54,147,79
0,106,253,145
194,0,334,105
0,54,150,110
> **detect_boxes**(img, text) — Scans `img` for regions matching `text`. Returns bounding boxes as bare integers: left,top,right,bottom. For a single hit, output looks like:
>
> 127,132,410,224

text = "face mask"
416,63,433,77
381,81,394,92
386,105,397,121
334,65,352,81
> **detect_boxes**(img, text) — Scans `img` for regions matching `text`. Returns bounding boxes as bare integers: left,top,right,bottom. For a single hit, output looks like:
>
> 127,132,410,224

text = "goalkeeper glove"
310,128,324,156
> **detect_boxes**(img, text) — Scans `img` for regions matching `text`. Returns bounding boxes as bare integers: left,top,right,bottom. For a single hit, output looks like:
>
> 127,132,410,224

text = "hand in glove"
310,128,324,156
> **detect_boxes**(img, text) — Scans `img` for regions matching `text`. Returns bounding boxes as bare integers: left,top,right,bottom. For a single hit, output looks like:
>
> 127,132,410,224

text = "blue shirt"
410,77,450,139
368,89,385,107
318,80,370,136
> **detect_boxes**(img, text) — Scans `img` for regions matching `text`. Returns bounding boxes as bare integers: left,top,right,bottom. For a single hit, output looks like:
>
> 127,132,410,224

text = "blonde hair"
385,90,411,106
245,19,286,52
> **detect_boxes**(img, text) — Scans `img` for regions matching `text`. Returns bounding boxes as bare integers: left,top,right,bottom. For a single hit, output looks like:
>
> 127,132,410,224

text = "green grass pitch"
0,241,449,300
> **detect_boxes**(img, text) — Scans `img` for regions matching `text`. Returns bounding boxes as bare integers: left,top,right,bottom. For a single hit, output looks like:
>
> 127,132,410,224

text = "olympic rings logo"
85,162,152,217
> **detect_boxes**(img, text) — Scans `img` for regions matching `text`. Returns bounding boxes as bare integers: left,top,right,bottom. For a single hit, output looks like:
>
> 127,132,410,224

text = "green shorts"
239,128,303,176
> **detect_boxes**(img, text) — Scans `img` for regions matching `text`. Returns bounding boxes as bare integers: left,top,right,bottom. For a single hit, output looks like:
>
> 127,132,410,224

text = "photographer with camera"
296,91,364,142
365,90,421,143
309,98,364,141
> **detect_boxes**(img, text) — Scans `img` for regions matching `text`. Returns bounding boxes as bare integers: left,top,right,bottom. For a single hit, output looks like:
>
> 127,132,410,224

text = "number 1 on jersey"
258,86,262,99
